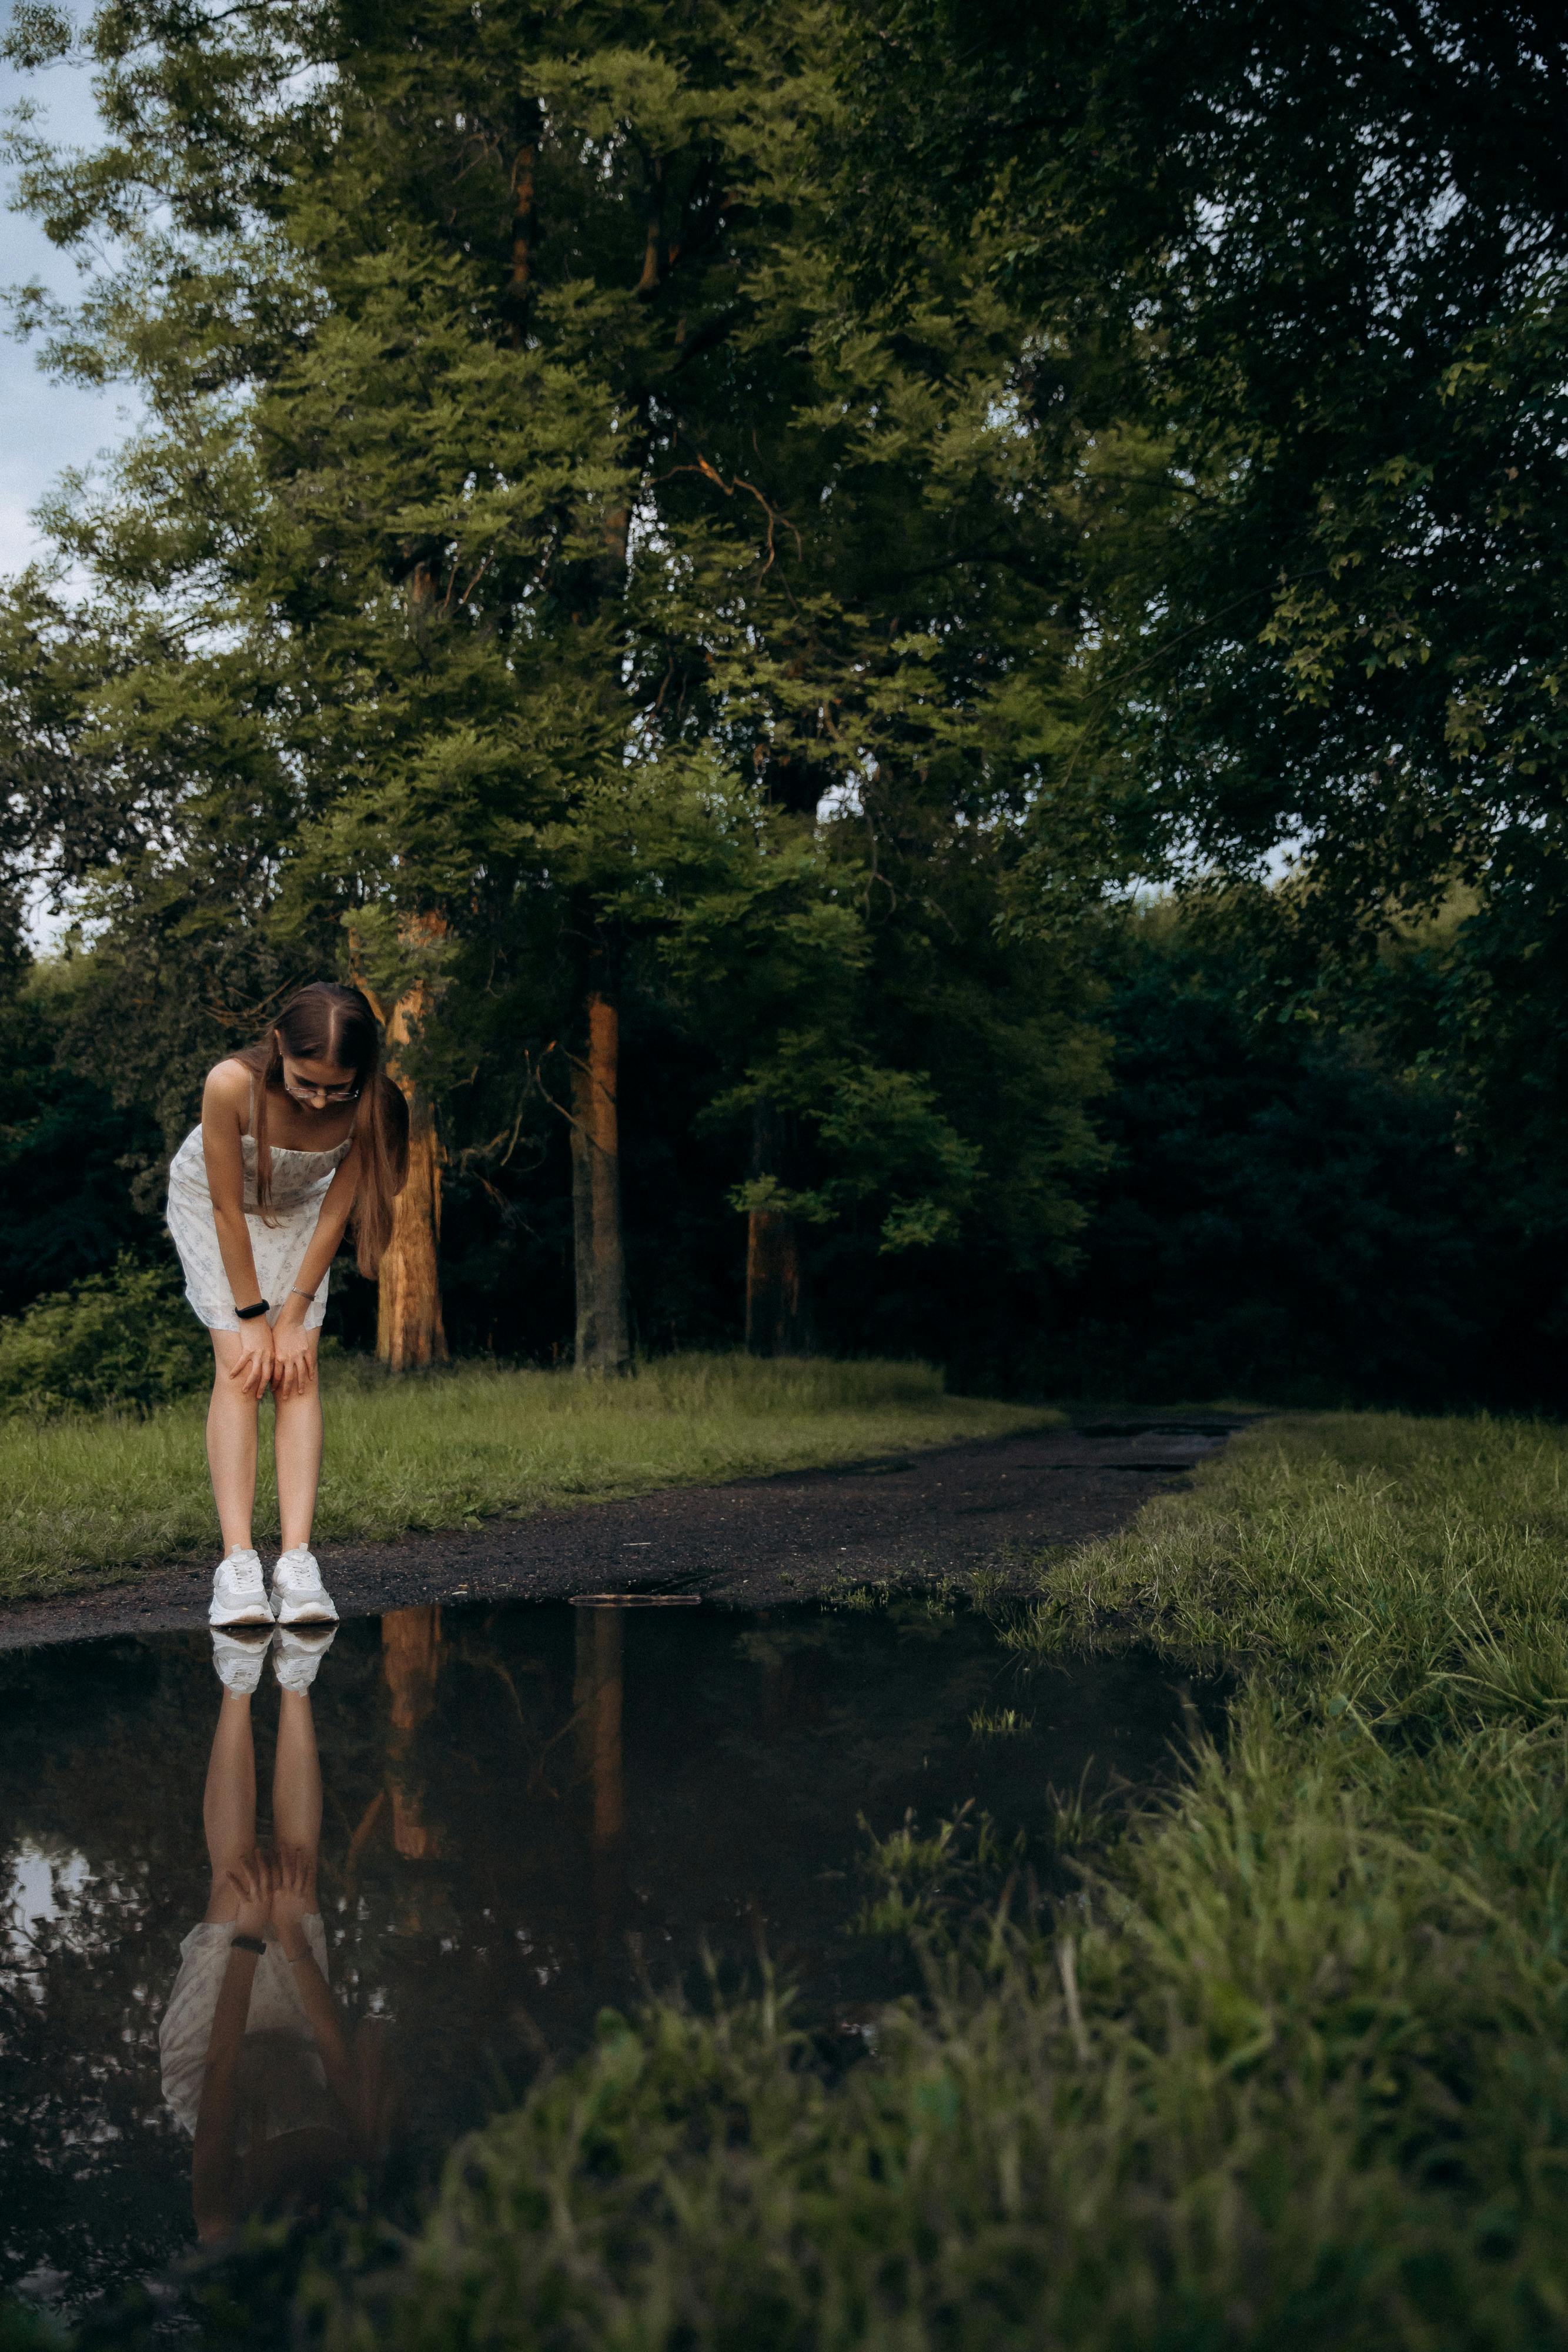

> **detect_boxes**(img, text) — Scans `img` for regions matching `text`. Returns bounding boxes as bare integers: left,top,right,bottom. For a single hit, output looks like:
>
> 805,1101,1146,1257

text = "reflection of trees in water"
343,1609,449,1932
386,1606,444,1863
574,1606,624,1844
0,1609,640,2300
0,1600,1175,2311
0,1642,223,2305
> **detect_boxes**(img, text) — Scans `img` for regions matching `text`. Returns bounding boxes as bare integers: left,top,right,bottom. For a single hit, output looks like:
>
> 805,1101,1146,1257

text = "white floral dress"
159,1915,333,2141
166,1128,350,1331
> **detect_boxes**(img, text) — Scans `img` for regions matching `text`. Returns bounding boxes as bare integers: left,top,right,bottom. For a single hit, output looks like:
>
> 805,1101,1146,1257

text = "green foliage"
0,0,1112,1334
844,1,1568,1383
1026,899,1542,1406
0,960,165,1313
852,0,1568,950
0,1254,210,1419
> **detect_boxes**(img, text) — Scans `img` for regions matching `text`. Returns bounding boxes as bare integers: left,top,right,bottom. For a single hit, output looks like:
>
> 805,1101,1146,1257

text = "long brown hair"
235,983,409,1276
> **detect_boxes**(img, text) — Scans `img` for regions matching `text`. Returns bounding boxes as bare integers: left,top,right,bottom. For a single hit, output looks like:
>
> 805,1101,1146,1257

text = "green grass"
968,1703,1034,1737
297,1412,1568,2350
1012,1406,1568,1713
0,1352,1054,1601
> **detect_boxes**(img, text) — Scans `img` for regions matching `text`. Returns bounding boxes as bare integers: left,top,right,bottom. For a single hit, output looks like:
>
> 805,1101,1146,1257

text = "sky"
1,18,140,577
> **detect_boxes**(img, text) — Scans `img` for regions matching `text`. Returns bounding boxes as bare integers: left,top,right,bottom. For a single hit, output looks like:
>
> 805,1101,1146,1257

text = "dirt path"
0,1415,1251,1651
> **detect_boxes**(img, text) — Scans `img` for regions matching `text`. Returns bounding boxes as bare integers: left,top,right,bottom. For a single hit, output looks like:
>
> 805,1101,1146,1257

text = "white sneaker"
209,1548,275,1628
270,1546,338,1626
274,1623,337,1692
212,1628,273,1695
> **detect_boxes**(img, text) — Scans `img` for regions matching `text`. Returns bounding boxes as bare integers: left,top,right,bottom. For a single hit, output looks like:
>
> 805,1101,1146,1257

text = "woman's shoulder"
202,1058,254,1117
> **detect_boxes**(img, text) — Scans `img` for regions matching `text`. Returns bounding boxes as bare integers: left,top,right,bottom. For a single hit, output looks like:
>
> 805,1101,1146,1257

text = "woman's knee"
209,1333,256,1399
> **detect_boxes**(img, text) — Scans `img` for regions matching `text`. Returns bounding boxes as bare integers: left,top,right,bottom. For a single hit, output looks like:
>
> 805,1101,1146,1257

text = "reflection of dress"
158,1919,332,2143
165,1130,349,1332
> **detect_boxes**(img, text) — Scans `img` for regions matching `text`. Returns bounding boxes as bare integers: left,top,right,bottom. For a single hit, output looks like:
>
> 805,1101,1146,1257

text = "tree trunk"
745,1099,813,1356
570,989,631,1375
377,967,449,1372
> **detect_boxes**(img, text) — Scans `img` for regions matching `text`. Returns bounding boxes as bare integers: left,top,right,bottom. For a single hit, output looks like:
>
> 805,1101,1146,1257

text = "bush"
0,1255,212,1418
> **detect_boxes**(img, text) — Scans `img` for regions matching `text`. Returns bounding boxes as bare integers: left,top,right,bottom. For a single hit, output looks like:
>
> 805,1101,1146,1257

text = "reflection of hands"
226,1848,274,1941
229,1323,275,1401
270,1845,315,1960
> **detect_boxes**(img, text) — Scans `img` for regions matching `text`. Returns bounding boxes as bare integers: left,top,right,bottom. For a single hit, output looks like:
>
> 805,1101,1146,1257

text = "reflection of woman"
158,1629,393,2242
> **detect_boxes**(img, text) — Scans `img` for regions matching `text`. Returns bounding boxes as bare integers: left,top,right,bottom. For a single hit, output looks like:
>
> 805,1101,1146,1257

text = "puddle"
0,1598,1213,2313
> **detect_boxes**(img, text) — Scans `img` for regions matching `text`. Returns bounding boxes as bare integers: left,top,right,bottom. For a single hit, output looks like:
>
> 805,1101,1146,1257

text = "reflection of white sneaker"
212,1627,273,1695
271,1546,338,1626
274,1623,336,1692
209,1548,275,1628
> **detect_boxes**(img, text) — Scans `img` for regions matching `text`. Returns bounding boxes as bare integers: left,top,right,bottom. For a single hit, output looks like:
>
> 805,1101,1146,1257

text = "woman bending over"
166,981,408,1628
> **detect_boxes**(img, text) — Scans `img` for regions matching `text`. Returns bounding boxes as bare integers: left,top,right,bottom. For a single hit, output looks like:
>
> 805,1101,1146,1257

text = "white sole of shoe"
209,1599,276,1628
272,1596,337,1626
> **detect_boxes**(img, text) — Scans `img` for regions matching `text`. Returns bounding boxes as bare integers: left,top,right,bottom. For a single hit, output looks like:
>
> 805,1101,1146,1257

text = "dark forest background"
7,897,1563,1409
4,0,1568,1413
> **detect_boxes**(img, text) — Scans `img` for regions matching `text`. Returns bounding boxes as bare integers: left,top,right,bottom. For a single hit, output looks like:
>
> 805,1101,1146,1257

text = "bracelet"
230,1933,266,1956
290,1286,316,1302
235,1299,269,1322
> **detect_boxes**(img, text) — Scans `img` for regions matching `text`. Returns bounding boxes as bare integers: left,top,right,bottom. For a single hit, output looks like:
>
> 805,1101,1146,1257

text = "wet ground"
0,1416,1244,2318
0,1414,1248,1650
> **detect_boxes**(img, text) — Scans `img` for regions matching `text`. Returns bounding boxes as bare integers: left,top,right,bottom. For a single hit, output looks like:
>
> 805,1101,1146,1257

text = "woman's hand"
229,1319,275,1401
270,1313,316,1401
270,1845,316,1960
225,1848,274,1942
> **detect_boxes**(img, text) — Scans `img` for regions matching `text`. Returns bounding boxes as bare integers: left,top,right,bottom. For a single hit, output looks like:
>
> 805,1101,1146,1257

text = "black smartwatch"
230,1933,266,1956
235,1299,270,1321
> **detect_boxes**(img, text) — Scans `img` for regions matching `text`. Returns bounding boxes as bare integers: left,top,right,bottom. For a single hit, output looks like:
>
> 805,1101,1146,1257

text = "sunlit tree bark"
570,990,630,1376
375,934,449,1374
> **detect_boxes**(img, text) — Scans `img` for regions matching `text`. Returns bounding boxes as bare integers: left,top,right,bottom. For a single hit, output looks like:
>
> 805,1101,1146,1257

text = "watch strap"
235,1299,269,1321
230,1933,266,1956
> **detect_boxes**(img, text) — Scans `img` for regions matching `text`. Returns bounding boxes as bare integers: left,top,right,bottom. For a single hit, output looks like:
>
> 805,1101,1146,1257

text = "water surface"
0,1595,1204,2313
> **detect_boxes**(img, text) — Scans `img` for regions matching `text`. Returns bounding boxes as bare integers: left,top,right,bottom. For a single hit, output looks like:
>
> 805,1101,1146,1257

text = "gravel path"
0,1415,1251,1651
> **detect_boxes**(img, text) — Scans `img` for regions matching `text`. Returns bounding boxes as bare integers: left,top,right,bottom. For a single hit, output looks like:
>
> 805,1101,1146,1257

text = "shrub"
0,1255,211,1418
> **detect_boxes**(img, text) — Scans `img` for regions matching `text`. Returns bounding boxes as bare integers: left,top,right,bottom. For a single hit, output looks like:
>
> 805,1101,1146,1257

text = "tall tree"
3,0,1116,1370
851,0,1568,945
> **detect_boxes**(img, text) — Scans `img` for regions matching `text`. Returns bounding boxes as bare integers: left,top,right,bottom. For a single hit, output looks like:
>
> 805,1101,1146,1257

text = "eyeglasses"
283,1077,360,1105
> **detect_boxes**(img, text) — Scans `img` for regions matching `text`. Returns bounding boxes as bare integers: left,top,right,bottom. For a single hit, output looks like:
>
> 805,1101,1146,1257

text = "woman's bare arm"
201,1060,265,1310
278,1944,356,2113
270,1849,355,2107
190,1944,258,2241
200,1061,274,1398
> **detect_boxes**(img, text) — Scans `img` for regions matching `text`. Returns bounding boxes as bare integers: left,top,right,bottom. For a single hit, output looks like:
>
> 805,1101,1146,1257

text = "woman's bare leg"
202,1693,258,1923
274,1332,323,1554
272,1690,323,1906
207,1333,259,1555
